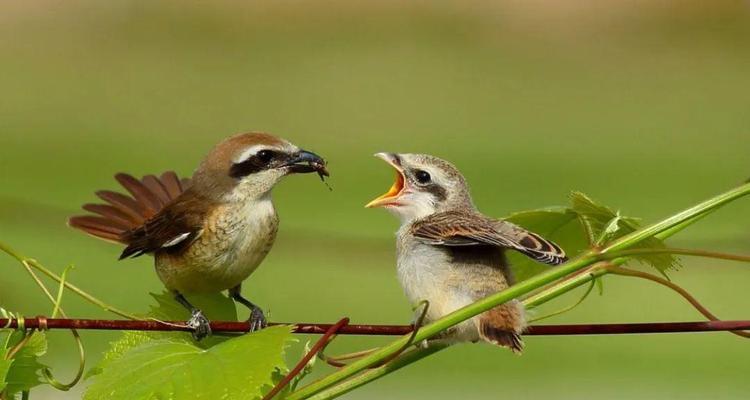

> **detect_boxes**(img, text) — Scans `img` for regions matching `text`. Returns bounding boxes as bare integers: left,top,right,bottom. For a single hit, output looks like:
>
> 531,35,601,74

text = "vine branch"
605,265,750,338
2,317,749,336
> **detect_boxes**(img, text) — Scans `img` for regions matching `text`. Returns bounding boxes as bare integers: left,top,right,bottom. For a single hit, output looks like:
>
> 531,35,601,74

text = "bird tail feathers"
477,300,526,354
68,172,189,244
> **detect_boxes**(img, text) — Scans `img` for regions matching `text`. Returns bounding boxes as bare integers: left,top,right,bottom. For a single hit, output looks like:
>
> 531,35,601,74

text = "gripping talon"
187,310,211,340
248,307,267,332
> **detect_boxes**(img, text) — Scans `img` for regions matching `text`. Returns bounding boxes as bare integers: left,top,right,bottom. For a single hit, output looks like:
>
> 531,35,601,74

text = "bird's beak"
366,152,405,208
283,150,329,176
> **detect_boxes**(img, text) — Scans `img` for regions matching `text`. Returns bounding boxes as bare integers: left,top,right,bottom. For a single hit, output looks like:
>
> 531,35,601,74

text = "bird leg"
229,285,267,332
174,291,211,341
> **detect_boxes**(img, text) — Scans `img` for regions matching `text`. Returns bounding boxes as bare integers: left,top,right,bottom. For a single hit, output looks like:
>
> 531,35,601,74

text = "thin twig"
0,241,139,320
2,317,750,336
308,344,449,400
318,300,430,369
262,318,350,400
18,260,86,390
0,318,412,335
528,279,596,323
524,320,750,335
605,265,750,338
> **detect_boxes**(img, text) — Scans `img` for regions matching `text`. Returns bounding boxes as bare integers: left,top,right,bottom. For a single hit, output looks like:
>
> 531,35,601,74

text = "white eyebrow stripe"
233,145,270,164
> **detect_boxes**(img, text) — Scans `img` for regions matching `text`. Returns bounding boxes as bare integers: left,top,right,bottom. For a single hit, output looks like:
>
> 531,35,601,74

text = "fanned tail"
68,171,189,244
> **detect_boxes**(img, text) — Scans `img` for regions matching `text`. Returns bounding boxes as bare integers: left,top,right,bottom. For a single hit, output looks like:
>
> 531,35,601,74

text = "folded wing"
410,210,568,266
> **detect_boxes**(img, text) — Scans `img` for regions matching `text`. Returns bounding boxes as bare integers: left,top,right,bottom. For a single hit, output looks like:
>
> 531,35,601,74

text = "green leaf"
85,331,162,379
570,192,680,274
84,325,294,400
88,291,238,378
569,191,622,244
1,331,49,396
594,213,624,246
505,192,679,282
0,352,12,392
148,291,238,322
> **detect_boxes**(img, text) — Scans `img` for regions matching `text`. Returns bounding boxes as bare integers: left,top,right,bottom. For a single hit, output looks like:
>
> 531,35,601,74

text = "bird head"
366,153,473,223
192,132,328,202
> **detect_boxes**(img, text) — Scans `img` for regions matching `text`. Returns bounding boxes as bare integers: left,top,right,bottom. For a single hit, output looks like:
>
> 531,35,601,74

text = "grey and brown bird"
69,132,328,339
366,153,566,353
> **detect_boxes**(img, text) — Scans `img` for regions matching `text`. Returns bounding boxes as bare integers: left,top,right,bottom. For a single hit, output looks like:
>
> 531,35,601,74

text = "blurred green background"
2,1,750,398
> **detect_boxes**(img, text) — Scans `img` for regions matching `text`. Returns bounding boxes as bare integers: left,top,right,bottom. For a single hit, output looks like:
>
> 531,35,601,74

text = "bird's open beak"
366,152,405,208
283,150,329,176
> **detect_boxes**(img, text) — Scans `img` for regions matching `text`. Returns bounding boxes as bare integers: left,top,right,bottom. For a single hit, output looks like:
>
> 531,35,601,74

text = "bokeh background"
2,1,750,399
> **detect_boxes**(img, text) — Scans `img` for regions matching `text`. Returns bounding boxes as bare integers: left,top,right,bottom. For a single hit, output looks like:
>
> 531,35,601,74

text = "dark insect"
310,160,333,191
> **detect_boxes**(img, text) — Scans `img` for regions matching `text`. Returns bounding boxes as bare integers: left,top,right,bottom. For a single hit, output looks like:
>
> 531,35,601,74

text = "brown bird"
69,132,328,339
366,153,566,353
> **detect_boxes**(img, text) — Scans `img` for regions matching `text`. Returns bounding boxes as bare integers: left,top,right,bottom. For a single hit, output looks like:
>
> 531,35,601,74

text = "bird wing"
410,210,568,266
118,192,205,259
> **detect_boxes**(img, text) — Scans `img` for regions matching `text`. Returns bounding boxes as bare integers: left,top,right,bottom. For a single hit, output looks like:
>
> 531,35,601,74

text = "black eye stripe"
229,151,279,178
257,150,276,162
229,157,265,178
424,183,447,201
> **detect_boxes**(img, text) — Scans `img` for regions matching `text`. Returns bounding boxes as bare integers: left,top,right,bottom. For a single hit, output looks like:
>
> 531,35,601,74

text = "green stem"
601,183,750,253
288,182,750,399
527,243,750,310
308,344,449,400
528,279,596,323
0,241,140,320
523,265,608,308
652,213,709,240
12,254,86,391
602,248,750,263
52,265,73,318
526,183,750,310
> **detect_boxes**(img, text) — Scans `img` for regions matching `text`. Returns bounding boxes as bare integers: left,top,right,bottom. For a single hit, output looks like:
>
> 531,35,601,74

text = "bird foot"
248,307,267,332
187,310,211,341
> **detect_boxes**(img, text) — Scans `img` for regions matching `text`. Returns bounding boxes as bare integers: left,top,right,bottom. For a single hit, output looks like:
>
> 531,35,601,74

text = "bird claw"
187,310,211,341
248,307,267,332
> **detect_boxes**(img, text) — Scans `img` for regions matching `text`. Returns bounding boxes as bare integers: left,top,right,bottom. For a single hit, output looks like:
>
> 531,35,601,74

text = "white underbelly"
398,246,473,319
397,243,481,342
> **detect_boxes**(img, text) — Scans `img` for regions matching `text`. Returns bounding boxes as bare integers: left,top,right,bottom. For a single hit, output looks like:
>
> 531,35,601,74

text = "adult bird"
70,132,329,339
366,153,566,353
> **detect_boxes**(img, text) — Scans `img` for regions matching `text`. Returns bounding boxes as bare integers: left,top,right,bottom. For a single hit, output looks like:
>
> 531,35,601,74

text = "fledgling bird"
366,153,566,353
69,132,329,339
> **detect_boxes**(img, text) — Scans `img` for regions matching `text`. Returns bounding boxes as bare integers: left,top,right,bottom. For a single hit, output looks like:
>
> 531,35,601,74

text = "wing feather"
411,211,567,266
118,189,206,259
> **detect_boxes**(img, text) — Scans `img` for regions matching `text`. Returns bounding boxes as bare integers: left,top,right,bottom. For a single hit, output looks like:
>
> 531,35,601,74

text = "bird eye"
257,150,275,163
415,170,431,184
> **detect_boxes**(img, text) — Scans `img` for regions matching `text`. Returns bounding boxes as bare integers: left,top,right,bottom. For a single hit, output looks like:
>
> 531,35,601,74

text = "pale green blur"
1,2,749,399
